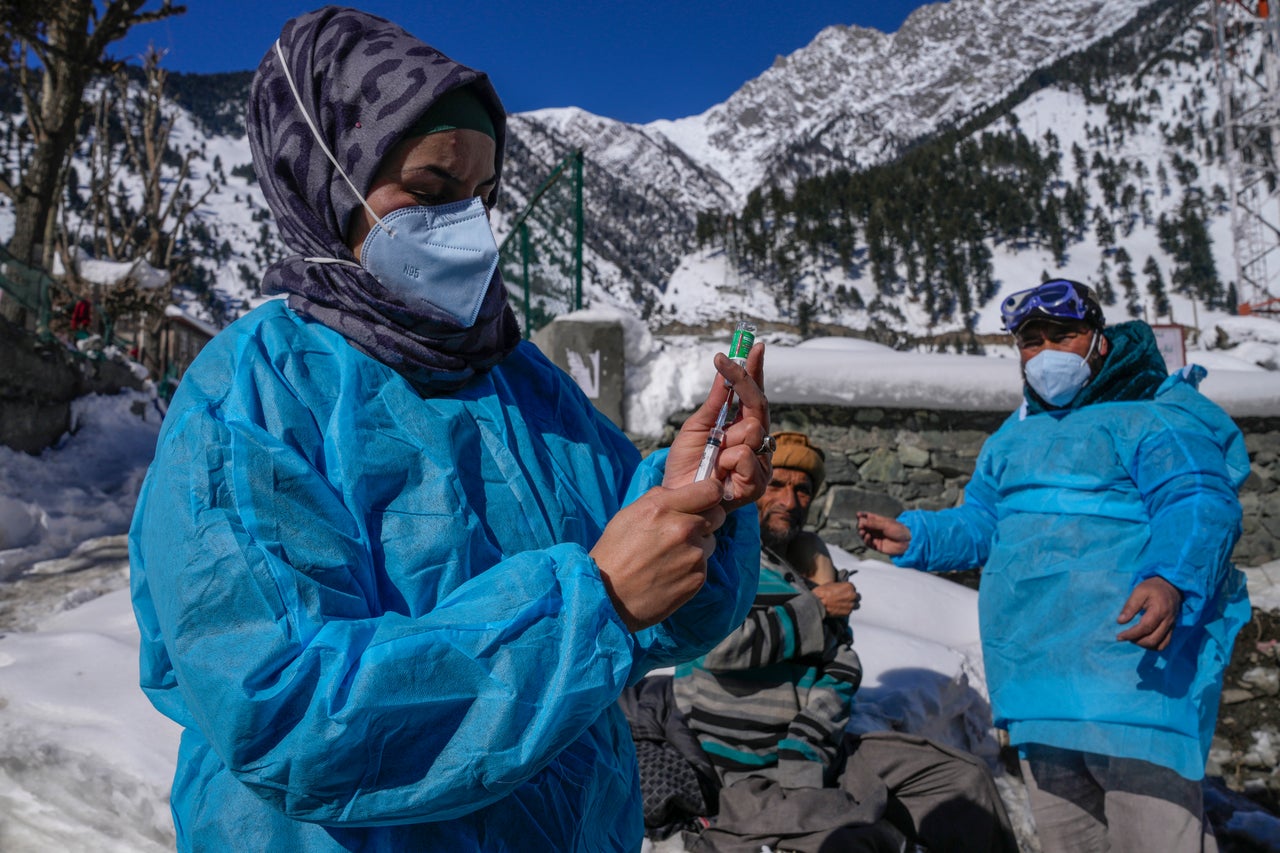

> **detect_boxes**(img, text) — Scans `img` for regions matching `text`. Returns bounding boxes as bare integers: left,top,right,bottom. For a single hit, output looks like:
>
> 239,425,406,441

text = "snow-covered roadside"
0,535,1035,853
0,391,172,851
0,390,162,583
0,584,178,853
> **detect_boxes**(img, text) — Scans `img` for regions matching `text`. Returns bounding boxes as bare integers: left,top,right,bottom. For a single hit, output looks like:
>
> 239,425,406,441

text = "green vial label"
728,326,755,362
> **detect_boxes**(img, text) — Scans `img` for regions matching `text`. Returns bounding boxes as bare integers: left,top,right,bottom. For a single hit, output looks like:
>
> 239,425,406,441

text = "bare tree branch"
0,0,186,278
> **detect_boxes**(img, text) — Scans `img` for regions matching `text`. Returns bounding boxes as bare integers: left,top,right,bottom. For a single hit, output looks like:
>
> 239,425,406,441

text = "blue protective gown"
129,300,760,851
895,349,1250,781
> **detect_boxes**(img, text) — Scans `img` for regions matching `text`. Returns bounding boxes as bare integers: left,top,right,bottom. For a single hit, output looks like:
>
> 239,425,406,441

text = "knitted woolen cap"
771,431,825,490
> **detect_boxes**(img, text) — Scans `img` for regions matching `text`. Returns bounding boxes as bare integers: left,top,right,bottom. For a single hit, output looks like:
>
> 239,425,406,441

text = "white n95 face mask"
273,39,499,329
1024,331,1100,407
1025,350,1091,406
358,197,499,328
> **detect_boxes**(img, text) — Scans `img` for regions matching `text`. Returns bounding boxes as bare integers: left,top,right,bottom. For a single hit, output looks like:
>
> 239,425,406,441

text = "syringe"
694,321,756,487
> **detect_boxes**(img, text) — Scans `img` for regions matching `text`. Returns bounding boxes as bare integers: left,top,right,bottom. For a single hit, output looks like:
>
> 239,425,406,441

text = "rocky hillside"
500,0,1192,327
649,0,1154,199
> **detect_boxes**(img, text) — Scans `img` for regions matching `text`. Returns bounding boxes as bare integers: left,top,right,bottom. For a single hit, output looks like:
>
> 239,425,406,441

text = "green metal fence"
0,244,133,356
498,149,585,338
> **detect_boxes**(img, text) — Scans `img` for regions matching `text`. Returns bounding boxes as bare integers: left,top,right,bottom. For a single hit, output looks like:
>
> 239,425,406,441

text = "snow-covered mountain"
656,0,1248,334
495,0,1247,338
496,0,1177,317
649,0,1154,201
1,0,1269,355
496,107,738,319
499,0,1263,349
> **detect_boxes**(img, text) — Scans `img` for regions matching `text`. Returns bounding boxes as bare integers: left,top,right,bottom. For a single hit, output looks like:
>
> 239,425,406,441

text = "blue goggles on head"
1000,280,1092,331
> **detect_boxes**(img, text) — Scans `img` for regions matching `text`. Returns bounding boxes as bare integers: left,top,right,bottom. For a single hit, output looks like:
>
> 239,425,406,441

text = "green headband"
404,85,496,140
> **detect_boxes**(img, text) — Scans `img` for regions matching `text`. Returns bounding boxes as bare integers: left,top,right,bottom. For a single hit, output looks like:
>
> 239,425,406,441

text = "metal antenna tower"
1211,0,1280,313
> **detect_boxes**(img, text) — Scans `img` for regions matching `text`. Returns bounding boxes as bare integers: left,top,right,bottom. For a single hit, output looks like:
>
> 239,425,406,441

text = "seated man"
673,431,1018,853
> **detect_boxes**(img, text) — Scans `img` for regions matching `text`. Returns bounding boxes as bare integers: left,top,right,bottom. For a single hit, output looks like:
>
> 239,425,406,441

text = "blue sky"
113,1,932,124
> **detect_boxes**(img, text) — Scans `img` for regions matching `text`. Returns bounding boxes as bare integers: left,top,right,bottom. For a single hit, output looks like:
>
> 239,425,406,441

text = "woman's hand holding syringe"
591,335,769,631
663,329,771,514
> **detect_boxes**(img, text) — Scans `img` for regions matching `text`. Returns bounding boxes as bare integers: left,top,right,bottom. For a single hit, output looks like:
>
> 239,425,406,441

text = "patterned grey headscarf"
248,6,519,393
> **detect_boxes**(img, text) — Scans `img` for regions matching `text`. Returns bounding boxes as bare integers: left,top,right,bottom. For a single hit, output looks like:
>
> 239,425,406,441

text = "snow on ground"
0,390,162,583
0,587,178,853
1,333,1279,851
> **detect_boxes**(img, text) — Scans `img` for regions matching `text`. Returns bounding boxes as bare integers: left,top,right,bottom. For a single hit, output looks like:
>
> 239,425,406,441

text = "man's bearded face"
757,467,814,550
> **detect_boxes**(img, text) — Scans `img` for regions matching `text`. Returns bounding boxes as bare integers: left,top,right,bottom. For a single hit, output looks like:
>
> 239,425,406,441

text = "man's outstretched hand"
855,511,911,557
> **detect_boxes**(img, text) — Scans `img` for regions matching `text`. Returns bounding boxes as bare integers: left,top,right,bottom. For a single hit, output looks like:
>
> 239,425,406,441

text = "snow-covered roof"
162,304,220,339
52,249,169,291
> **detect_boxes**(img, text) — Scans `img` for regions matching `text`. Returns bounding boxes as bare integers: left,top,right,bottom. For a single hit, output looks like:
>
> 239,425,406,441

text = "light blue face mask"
1024,331,1099,407
358,197,499,327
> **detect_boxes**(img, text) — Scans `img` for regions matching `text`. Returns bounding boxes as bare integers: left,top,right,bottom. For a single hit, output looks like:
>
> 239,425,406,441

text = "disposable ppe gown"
129,300,760,850
895,346,1249,781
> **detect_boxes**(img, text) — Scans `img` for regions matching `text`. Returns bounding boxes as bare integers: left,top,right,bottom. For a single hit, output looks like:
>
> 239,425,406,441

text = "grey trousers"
853,732,1019,853
688,730,1018,853
1020,744,1218,853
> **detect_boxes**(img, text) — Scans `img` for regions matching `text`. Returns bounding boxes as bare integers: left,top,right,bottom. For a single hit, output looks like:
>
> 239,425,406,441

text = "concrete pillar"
531,317,625,429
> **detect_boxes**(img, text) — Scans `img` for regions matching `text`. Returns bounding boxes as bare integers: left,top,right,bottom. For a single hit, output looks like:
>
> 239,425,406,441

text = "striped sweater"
673,547,862,789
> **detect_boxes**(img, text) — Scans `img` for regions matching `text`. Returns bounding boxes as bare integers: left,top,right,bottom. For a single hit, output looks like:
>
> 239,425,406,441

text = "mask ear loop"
273,39,397,254
1085,328,1101,361
1079,328,1103,388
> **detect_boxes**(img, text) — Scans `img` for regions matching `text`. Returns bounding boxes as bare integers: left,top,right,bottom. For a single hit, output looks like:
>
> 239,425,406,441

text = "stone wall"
0,319,144,454
752,403,1280,568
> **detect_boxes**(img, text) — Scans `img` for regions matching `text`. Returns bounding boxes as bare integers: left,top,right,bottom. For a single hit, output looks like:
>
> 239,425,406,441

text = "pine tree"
1115,248,1141,318
1039,195,1067,265
1095,257,1117,306
1176,203,1222,307
1122,273,1141,318
1072,142,1089,181
1143,256,1170,321
695,211,721,249
1093,208,1116,253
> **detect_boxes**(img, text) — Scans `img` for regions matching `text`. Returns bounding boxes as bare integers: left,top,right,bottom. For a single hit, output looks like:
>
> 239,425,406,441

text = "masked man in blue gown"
858,279,1250,853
